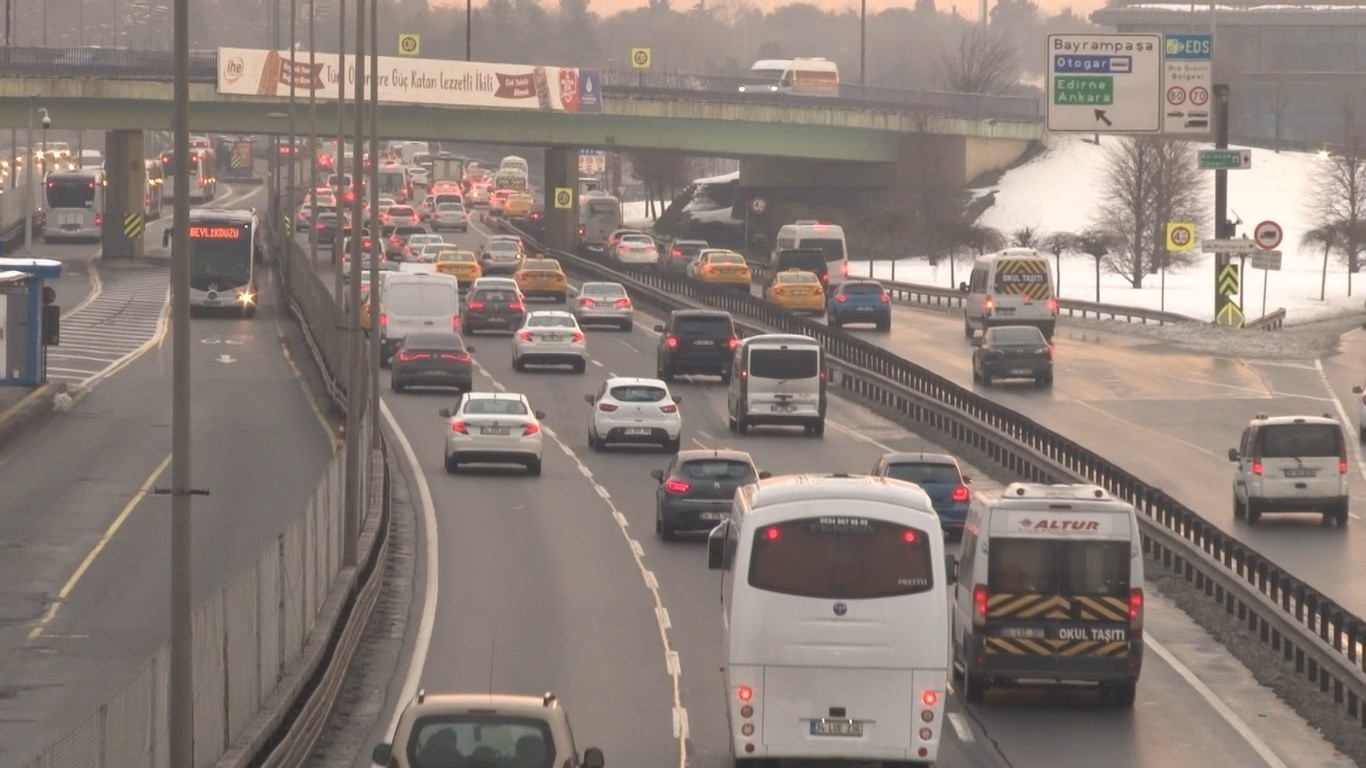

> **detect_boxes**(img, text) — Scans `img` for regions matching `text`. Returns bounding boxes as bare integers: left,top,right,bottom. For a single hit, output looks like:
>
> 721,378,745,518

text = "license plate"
1010,369,1031,376
699,511,726,521
545,335,564,342
810,720,862,737
771,404,795,412
692,339,714,346
624,428,652,436
481,427,509,435
996,307,1016,314
855,306,873,312
203,300,220,306
1283,468,1318,478
791,290,810,296
60,213,80,225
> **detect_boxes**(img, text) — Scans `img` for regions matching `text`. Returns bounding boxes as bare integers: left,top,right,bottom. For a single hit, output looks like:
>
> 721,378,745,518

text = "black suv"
655,310,738,382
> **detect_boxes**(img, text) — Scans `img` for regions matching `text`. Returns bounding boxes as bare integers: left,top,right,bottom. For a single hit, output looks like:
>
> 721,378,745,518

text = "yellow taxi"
687,249,752,291
514,257,569,302
503,191,535,219
433,248,482,286
765,269,826,313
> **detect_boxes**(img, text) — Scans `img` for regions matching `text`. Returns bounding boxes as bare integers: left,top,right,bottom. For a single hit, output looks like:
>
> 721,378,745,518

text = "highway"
0,180,335,764
308,217,1352,768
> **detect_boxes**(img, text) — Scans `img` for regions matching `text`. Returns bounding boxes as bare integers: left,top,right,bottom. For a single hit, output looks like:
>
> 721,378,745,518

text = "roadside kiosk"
0,257,62,386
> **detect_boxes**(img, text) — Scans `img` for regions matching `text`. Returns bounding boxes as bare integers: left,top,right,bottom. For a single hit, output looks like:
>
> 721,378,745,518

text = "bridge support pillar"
102,130,146,260
542,148,578,254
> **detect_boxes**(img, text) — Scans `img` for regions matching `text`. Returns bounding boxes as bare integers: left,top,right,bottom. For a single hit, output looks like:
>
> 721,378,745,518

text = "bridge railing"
0,46,1042,123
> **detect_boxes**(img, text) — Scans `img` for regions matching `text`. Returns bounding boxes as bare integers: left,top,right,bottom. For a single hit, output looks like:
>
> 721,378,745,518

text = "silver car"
573,281,634,331
481,239,526,274
512,310,588,373
432,202,469,232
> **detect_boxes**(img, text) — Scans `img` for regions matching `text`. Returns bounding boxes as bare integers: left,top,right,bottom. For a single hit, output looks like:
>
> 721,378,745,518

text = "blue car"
871,452,972,535
827,279,891,330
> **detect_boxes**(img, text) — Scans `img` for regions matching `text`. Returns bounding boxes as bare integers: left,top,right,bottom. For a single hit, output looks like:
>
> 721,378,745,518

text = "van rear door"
1255,422,1346,500
745,345,822,415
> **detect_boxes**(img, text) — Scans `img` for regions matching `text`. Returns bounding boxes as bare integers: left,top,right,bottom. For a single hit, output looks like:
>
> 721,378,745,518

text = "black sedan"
461,286,527,334
650,449,769,540
390,331,475,394
971,324,1053,387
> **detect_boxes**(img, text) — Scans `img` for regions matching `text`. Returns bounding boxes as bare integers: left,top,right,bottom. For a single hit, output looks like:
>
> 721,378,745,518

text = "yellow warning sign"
1215,301,1244,327
553,187,573,209
123,211,144,239
631,47,652,69
1165,221,1195,252
399,33,420,57
1217,263,1240,296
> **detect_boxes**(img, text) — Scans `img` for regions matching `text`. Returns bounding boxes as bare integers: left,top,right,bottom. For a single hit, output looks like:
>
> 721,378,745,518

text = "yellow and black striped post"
282,212,293,236
123,211,145,240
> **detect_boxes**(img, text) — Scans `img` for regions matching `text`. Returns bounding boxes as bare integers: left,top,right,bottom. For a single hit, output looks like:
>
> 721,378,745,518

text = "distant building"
1090,3,1366,147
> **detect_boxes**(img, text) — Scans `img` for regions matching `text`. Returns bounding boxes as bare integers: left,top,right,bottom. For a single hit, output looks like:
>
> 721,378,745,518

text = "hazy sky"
431,0,1108,23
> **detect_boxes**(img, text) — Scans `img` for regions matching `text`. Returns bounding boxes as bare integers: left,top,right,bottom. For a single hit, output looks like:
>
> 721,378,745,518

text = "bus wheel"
963,660,987,706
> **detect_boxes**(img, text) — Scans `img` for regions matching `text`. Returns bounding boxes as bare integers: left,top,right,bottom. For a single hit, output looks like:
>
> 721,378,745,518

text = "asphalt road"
343,219,1352,768
0,183,334,764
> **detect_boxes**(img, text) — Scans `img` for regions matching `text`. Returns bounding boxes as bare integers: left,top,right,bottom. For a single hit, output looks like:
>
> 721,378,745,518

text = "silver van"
378,272,462,366
726,334,825,436
1229,414,1350,525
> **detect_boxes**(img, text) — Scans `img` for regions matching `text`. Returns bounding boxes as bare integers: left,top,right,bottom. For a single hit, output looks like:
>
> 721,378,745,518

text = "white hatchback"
586,377,682,452
439,392,545,475
512,310,588,373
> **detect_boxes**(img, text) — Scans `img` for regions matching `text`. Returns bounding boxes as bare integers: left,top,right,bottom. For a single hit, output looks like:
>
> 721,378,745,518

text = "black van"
766,248,830,287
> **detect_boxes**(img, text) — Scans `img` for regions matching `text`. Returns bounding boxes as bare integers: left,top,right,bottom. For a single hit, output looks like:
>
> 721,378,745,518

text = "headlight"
237,290,256,306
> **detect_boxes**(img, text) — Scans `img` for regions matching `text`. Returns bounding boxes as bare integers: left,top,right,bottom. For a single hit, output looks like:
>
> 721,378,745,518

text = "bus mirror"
707,523,728,570
945,555,958,582
163,229,172,247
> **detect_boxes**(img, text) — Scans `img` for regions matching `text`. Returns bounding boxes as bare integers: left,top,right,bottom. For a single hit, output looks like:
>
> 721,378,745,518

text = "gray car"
432,202,469,232
390,331,475,394
480,239,526,274
971,324,1053,386
650,449,769,540
573,281,634,331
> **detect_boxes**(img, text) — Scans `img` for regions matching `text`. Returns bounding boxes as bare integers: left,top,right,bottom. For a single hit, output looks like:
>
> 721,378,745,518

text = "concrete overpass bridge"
0,46,1044,252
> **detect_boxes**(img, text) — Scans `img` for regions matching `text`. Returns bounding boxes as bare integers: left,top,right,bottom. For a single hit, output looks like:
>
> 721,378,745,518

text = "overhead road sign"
1165,221,1195,252
1249,250,1282,271
1201,238,1260,253
1253,220,1283,249
1198,149,1251,170
1047,33,1162,134
1162,34,1213,136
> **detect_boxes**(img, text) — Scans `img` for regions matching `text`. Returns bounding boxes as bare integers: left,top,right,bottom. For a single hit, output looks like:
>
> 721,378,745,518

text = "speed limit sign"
750,197,767,215
1165,221,1195,252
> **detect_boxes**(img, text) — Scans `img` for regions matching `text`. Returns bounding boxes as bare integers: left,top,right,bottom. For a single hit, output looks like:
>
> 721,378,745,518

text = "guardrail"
520,228,1366,733
0,46,1041,124
1246,307,1287,331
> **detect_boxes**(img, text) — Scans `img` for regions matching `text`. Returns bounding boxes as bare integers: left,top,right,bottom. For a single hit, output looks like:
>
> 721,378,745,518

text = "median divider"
520,225,1366,731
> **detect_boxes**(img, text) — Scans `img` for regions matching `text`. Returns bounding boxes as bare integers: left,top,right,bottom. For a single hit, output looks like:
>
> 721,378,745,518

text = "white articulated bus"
43,168,105,242
164,208,260,317
708,474,950,767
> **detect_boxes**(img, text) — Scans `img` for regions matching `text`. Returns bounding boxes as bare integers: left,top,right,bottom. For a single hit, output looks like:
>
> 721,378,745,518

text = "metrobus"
167,208,261,318
708,474,949,766
144,159,165,219
161,149,217,203
43,168,106,242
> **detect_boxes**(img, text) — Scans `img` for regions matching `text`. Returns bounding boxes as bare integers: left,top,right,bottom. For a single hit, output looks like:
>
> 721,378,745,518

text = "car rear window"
749,348,819,380
524,260,559,271
843,282,884,295
405,332,464,350
780,271,817,283
709,253,745,265
681,459,755,480
988,540,1129,597
610,385,667,403
471,290,514,303
674,316,733,335
408,716,554,768
463,398,529,415
582,283,626,297
884,463,960,485
1258,424,1342,458
989,327,1046,345
748,516,934,598
528,314,575,328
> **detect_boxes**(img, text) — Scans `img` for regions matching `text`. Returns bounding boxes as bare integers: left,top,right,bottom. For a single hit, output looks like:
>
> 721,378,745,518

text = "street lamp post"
288,0,297,219
343,0,368,569
308,0,318,268
369,0,379,450
466,0,472,61
333,0,346,304
23,97,33,253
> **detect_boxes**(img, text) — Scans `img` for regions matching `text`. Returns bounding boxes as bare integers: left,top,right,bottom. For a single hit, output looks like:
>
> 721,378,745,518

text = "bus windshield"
46,177,97,209
748,516,934,599
190,224,253,285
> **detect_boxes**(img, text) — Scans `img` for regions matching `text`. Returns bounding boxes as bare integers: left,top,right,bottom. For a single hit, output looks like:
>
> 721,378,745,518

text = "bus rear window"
749,348,819,380
799,237,845,262
748,517,934,598
46,179,96,209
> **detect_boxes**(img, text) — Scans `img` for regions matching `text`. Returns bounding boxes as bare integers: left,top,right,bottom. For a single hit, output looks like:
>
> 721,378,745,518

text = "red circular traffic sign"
1166,86,1186,106
1190,86,1210,106
1254,220,1283,250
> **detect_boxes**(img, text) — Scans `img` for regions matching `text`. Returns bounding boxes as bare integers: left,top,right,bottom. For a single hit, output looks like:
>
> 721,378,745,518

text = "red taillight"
379,312,388,327
316,222,326,231
665,336,678,348
879,293,890,303
571,331,585,342
451,315,461,330
509,301,525,311
836,294,848,303
518,330,533,341
440,352,470,362
451,420,468,434
467,300,485,310
1047,298,1059,312
813,285,824,295
671,249,682,257
1341,460,1350,474
952,485,970,503
95,214,103,227
902,530,917,543
921,690,938,707
983,297,995,312
660,404,678,414
664,478,690,494
1251,460,1263,475
1129,588,1144,634
597,402,618,412
764,526,780,541
395,350,415,363
737,685,754,702
614,297,631,308
702,265,714,274
727,337,739,350
523,422,541,436
579,297,596,307
820,273,830,283
840,261,848,276
972,584,988,628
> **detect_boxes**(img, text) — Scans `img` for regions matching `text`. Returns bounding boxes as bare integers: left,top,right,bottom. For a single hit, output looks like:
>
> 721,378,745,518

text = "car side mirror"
758,470,772,480
582,747,605,768
945,554,958,582
958,281,968,293
584,394,595,404
1227,448,1240,462
438,408,452,418
969,336,982,347
534,410,546,420
465,346,476,353
371,744,392,765
650,469,665,483
707,523,728,570
654,324,665,333
672,395,682,404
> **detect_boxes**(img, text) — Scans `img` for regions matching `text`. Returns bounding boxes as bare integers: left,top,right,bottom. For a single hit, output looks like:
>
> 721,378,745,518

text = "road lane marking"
1147,636,1288,768
1315,359,1366,492
61,256,102,319
947,712,973,743
28,452,172,639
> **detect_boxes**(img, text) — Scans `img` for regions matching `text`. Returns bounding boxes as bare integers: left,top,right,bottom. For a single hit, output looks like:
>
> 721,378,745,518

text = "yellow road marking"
28,453,173,639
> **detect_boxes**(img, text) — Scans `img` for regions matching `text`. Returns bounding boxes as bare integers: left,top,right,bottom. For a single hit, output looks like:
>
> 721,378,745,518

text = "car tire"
829,315,841,328
658,365,673,382
810,420,825,437
391,379,405,393
1335,502,1350,527
964,317,974,339
572,359,586,374
657,508,676,541
665,436,681,453
589,431,603,452
512,356,525,372
555,294,567,304
1233,492,1246,519
527,458,542,476
877,319,891,332
963,655,987,706
1246,500,1262,525
1107,680,1138,708
621,320,633,332
736,415,749,435
1360,425,1365,442
721,369,732,385
981,370,992,386
972,365,981,384
444,454,457,474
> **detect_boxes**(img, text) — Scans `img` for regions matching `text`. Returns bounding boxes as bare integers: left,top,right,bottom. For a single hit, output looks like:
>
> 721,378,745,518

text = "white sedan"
611,234,659,265
439,392,545,475
585,377,682,453
512,310,587,373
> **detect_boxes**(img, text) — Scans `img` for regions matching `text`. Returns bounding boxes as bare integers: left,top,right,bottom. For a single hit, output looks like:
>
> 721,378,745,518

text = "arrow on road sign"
216,354,237,364
1215,302,1244,327
1094,109,1112,127
1217,264,1240,295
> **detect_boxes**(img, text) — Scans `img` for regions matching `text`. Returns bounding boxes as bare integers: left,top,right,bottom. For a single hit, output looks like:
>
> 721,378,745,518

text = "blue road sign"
1165,33,1212,61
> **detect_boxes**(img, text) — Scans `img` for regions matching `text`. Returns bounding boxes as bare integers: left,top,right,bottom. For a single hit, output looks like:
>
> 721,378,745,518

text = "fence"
512,224,1366,732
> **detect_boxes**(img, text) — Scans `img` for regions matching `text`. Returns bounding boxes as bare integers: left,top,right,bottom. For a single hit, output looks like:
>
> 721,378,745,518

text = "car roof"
604,376,668,387
464,391,527,401
671,309,731,319
880,452,960,467
403,693,566,715
675,448,755,463
1251,414,1342,427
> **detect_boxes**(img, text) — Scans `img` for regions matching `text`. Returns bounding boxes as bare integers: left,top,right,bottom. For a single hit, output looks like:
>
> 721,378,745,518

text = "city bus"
164,208,261,318
708,474,949,766
43,168,105,242
144,158,164,219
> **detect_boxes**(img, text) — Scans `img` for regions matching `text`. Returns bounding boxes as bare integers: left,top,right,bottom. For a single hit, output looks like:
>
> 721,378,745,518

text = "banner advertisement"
217,47,603,113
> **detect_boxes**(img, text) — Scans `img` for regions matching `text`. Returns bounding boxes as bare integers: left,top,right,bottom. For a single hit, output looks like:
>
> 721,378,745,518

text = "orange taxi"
514,257,569,302
687,249,752,291
434,248,482,287
765,269,826,313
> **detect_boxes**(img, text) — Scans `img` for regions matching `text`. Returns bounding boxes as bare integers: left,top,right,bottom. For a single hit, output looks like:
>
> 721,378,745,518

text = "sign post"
745,196,766,254
1162,34,1213,136
1251,221,1283,319
1164,221,1195,314
1046,33,1163,133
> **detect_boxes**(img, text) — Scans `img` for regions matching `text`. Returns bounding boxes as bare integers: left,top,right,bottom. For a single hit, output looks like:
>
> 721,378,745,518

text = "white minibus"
727,334,826,437
708,474,949,766
773,220,849,285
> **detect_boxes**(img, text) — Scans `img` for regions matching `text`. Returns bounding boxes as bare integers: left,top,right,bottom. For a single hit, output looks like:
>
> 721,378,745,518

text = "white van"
1228,413,1351,525
960,249,1059,341
738,59,791,93
727,334,825,436
377,272,462,365
739,58,839,96
952,483,1145,707
772,221,848,285
707,474,950,766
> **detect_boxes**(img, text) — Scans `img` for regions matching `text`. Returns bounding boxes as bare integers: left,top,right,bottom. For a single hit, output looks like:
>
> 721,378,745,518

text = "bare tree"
1308,98,1366,284
1147,138,1208,273
1075,228,1117,303
1302,224,1342,301
1010,226,1040,247
1267,86,1292,153
936,25,1020,95
1093,136,1206,288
